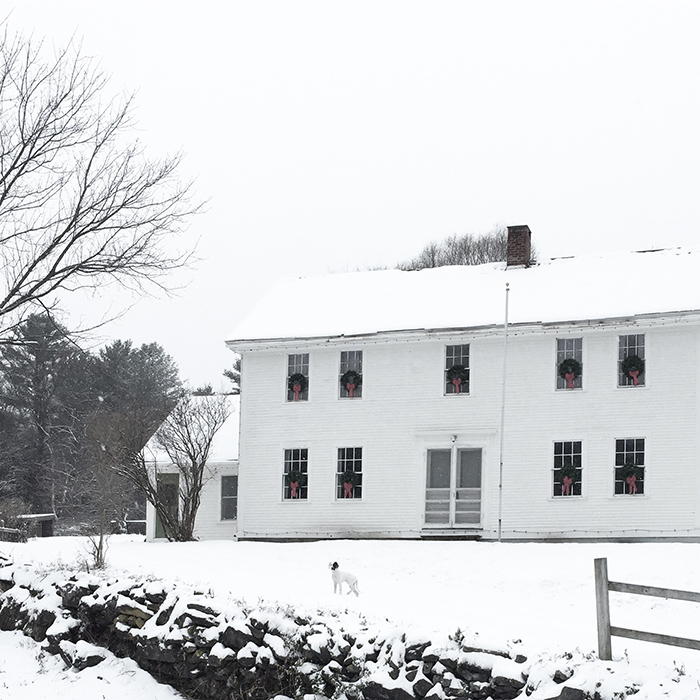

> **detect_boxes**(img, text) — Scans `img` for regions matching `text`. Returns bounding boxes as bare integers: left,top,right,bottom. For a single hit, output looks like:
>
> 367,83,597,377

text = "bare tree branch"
398,225,538,270
152,393,232,541
0,26,200,336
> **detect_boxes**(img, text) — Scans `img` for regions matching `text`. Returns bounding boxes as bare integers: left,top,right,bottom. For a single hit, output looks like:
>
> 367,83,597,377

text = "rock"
115,602,153,621
454,663,490,684
544,688,589,700
0,597,24,631
490,675,526,699
73,649,107,671
138,638,180,664
155,603,176,626
59,581,98,610
221,623,257,649
422,651,440,665
412,676,434,697
439,657,458,673
361,681,414,700
25,608,56,642
553,669,573,684
405,642,431,662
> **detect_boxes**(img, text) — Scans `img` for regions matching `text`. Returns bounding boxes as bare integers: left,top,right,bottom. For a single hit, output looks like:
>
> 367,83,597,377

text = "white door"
425,448,482,527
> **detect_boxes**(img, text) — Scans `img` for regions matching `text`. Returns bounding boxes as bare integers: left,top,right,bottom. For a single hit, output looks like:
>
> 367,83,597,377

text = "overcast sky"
6,1,700,387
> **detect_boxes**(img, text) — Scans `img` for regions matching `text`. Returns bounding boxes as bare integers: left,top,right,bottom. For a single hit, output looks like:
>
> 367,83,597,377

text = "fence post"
594,557,612,660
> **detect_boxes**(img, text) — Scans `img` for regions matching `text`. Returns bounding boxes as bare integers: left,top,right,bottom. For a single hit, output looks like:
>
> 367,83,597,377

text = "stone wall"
0,559,538,700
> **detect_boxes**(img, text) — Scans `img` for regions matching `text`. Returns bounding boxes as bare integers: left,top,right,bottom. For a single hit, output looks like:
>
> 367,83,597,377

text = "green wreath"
558,358,582,380
559,464,578,481
619,463,642,479
341,470,360,485
288,373,308,393
285,470,307,486
445,364,469,383
621,355,645,378
340,370,362,389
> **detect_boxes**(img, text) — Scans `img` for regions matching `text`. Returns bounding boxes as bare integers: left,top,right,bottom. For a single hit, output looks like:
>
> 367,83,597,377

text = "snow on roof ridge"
227,245,700,343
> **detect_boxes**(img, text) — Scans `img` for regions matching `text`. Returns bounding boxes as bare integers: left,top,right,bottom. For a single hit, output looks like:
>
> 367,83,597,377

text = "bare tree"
153,393,232,541
398,226,537,270
109,393,232,542
0,27,199,337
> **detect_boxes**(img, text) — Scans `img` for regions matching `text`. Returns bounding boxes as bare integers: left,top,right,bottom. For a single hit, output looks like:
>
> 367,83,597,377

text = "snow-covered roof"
144,395,239,465
226,247,700,344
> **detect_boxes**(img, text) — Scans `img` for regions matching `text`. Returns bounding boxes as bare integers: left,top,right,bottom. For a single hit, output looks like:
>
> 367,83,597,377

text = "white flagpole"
498,283,510,543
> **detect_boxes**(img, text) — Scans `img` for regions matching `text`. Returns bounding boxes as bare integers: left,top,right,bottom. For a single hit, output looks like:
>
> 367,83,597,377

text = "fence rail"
0,526,23,543
594,557,700,659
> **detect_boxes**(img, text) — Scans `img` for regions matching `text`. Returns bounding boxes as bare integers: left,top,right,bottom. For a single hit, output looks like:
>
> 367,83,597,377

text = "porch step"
420,529,482,540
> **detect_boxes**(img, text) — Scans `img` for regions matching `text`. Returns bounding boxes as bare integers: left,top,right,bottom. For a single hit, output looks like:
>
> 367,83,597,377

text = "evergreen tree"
0,313,97,512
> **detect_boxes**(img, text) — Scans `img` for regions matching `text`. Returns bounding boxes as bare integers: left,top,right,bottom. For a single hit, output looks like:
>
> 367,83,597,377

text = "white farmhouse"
225,225,700,541
145,395,239,541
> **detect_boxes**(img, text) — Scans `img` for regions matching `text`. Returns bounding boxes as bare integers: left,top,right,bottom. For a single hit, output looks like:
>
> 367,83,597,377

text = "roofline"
225,308,700,352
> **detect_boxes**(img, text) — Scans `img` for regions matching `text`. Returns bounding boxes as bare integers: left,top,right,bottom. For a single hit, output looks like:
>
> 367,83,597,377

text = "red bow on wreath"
290,481,299,498
562,475,573,496
343,482,353,498
626,474,637,494
340,370,362,398
446,365,468,394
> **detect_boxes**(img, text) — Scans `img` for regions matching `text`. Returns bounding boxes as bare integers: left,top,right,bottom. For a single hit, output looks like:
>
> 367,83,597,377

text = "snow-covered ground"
3,536,700,698
0,629,186,699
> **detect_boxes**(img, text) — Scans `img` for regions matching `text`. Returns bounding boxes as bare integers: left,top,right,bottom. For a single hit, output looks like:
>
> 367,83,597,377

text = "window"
340,351,363,398
619,334,645,387
445,344,470,395
556,338,583,390
287,353,309,401
283,448,308,500
337,447,363,499
615,438,645,495
221,475,238,520
553,441,582,497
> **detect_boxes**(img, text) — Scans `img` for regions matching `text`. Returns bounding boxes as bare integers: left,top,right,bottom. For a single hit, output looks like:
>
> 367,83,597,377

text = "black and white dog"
329,561,360,596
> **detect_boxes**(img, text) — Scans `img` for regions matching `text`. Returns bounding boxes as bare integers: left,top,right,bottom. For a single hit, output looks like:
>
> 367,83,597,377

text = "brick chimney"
506,225,532,267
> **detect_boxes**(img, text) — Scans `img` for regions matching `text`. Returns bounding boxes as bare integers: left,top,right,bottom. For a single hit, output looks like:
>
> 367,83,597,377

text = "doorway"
425,448,482,527
155,473,179,539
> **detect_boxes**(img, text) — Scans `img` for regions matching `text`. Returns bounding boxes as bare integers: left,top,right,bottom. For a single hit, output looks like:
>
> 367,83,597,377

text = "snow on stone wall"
1,557,698,699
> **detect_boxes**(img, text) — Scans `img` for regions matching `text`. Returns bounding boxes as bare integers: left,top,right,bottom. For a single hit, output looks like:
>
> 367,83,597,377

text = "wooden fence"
594,557,700,660
0,526,23,543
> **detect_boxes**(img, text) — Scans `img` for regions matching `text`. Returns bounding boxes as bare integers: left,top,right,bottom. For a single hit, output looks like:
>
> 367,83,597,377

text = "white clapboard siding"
236,318,700,540
145,463,239,541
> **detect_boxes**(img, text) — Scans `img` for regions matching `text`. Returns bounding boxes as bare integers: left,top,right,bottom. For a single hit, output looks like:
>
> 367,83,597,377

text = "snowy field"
3,536,700,698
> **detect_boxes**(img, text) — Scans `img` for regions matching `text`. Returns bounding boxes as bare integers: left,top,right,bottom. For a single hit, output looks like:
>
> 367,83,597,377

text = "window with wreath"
287,353,309,401
619,334,645,387
614,438,645,495
283,448,308,500
553,441,582,497
221,475,238,520
340,350,363,398
556,338,583,390
337,447,363,499
445,344,470,395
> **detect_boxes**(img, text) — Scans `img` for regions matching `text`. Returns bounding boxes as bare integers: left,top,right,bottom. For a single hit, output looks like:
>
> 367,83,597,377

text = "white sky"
6,1,700,386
